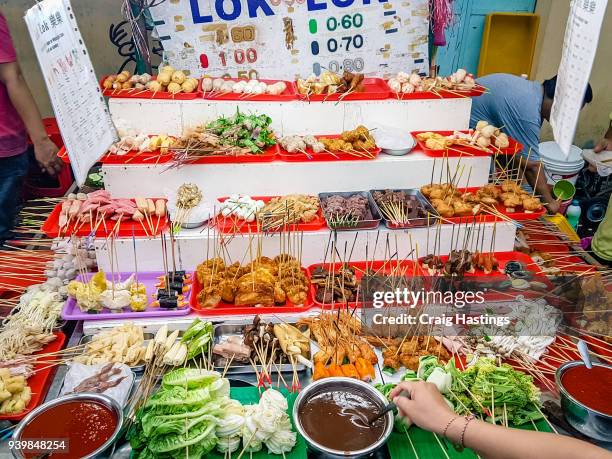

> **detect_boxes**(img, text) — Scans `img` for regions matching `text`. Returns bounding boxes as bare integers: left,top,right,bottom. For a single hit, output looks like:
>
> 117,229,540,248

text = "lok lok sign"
149,0,429,79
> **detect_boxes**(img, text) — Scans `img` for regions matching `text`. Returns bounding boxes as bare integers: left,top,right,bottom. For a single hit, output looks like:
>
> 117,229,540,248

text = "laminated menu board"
25,0,117,185
148,0,429,79
550,0,608,158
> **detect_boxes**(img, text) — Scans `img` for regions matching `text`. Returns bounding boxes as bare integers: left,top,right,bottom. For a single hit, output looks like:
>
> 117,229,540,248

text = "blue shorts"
0,150,30,241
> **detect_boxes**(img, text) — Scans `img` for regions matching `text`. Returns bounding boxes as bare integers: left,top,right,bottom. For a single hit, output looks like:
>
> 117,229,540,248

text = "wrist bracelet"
460,414,476,448
441,415,460,438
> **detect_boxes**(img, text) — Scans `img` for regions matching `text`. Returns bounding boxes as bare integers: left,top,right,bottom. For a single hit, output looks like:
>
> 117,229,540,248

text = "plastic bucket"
539,141,584,185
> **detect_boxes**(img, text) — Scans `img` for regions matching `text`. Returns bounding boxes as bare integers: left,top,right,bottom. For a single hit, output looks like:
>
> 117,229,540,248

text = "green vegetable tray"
217,387,552,459
208,386,308,459
387,420,552,458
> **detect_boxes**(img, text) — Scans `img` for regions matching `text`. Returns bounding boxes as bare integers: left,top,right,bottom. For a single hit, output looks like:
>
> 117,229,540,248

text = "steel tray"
369,188,440,229
78,333,155,373
319,191,381,231
213,323,311,375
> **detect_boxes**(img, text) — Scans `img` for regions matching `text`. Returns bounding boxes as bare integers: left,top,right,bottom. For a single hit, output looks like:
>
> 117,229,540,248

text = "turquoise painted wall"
436,0,536,75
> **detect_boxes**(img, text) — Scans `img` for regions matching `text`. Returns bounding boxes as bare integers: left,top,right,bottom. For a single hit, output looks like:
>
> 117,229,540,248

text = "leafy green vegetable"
162,368,219,390
130,368,234,459
373,357,543,431
179,319,213,361
448,357,542,425
401,370,419,382
149,422,217,454
416,355,441,380
205,109,276,155
147,386,212,410
426,367,452,394
373,383,396,399
181,319,211,342
209,377,230,399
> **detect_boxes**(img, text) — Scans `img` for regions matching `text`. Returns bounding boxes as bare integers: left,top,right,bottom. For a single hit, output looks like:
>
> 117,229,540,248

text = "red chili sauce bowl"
11,394,122,459
556,361,612,442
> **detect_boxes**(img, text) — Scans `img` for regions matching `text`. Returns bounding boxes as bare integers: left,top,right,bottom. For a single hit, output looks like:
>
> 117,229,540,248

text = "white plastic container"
539,141,584,185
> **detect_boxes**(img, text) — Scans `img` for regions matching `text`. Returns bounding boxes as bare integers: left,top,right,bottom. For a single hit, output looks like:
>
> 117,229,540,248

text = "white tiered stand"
86,96,516,333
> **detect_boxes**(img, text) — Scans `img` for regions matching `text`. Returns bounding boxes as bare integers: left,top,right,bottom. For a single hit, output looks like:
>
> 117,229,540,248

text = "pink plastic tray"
61,271,191,320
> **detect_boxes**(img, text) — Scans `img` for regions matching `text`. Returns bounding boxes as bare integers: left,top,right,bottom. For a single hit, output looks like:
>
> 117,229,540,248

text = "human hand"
546,199,560,215
594,137,612,153
34,137,63,175
389,381,456,435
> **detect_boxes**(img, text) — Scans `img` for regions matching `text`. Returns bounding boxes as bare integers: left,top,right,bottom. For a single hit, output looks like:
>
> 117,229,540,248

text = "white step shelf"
88,221,515,332
104,95,484,198
87,95,517,330
93,221,515,272
102,150,490,199
108,97,473,138
97,95,511,274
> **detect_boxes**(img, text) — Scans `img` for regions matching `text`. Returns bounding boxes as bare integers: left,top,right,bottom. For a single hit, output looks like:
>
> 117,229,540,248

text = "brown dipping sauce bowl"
293,378,394,458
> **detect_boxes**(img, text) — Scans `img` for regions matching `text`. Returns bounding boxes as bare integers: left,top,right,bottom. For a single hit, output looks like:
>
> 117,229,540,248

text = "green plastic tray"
207,386,308,459
207,385,553,459
387,419,553,458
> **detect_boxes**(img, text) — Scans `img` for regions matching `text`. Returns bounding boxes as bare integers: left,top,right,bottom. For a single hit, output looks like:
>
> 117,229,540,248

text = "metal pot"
12,393,124,459
293,377,394,458
556,360,612,442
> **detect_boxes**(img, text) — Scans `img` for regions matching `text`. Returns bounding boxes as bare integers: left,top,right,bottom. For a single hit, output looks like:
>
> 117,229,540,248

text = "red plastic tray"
417,251,540,276
100,148,173,165
0,252,49,291
0,332,66,421
307,260,417,309
504,334,581,388
215,196,326,234
417,251,550,302
429,186,546,224
201,78,297,102
412,130,523,157
57,145,70,165
185,144,279,164
579,333,612,359
548,255,598,273
41,199,168,238
389,84,487,100
190,270,313,316
520,230,573,254
277,134,380,162
297,78,390,102
100,75,201,100
100,144,278,165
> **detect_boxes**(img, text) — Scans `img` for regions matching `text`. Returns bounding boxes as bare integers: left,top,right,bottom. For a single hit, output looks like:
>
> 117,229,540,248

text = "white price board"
551,0,608,157
25,0,117,185
149,0,429,79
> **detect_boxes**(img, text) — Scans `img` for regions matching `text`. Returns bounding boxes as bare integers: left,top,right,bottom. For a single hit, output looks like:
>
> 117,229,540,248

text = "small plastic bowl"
553,180,576,200
381,146,414,156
